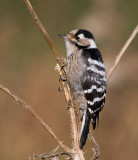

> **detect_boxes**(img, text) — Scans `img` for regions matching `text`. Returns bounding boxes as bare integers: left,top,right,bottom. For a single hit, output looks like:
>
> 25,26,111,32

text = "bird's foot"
57,57,66,68
58,86,63,92
60,75,67,81
66,100,73,110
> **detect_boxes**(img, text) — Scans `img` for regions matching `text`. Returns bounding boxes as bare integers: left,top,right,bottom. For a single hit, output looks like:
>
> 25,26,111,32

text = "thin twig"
107,25,138,79
88,131,100,160
24,0,60,60
30,152,74,160
29,145,64,160
29,145,71,159
24,0,83,158
37,145,61,157
0,84,72,153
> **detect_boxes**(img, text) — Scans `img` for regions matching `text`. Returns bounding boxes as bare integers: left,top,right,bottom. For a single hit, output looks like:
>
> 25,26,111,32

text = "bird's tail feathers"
91,111,99,129
80,109,91,149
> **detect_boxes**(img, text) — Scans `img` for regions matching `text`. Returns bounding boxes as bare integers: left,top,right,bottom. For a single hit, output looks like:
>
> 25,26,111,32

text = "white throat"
65,40,77,57
64,38,97,57
88,39,97,49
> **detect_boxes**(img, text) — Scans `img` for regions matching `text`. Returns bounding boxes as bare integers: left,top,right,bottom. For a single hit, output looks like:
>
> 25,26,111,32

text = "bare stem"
29,145,74,160
0,84,72,153
107,25,138,79
24,0,84,159
30,152,74,160
88,131,100,160
24,0,60,60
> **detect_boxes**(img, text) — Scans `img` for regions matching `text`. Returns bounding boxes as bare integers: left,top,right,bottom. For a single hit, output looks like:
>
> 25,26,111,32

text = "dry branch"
30,152,73,160
88,131,100,160
24,0,60,61
23,0,84,159
107,25,138,79
0,84,72,153
29,145,74,160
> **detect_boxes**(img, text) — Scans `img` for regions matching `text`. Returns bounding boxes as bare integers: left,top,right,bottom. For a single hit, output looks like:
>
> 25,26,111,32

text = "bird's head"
59,29,97,55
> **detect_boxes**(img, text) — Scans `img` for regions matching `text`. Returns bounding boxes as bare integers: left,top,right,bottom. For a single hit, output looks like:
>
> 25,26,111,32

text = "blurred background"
0,0,138,159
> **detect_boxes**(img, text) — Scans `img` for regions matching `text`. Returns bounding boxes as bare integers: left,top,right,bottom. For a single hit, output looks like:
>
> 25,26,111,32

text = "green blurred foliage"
0,0,138,160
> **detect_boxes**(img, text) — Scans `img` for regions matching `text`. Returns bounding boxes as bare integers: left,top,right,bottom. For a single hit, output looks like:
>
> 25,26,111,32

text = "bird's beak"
59,34,67,39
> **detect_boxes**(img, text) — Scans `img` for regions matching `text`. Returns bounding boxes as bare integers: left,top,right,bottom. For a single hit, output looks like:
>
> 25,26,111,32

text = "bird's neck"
65,40,78,57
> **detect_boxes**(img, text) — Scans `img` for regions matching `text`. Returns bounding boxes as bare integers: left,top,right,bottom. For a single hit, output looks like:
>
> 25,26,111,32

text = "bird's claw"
58,86,63,92
57,58,66,67
60,75,67,81
66,100,73,110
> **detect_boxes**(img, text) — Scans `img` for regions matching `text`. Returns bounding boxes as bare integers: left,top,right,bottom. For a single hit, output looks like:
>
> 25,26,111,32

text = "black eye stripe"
75,43,89,50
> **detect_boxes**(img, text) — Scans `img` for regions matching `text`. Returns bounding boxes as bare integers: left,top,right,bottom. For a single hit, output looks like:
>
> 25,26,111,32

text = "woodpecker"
59,29,107,149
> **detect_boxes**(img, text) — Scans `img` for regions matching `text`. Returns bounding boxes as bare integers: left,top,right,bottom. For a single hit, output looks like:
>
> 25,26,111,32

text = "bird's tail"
80,109,91,149
91,111,99,130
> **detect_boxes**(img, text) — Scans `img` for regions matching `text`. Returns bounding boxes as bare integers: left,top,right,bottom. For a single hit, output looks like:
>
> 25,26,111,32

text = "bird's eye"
76,36,80,40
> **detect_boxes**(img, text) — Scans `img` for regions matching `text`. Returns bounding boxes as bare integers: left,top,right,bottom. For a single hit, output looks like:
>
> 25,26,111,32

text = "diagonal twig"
107,25,138,79
29,145,74,160
30,152,74,160
35,145,61,158
0,84,72,153
24,0,60,61
24,0,84,158
88,131,100,160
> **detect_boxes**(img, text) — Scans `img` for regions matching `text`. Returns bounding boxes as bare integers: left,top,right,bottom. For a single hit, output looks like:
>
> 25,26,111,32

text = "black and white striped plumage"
60,29,107,149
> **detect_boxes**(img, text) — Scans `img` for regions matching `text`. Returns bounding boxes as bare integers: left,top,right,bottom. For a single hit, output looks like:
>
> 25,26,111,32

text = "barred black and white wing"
80,49,107,149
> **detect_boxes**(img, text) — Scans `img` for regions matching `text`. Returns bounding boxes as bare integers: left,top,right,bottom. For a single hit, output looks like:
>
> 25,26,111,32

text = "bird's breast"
66,52,86,93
